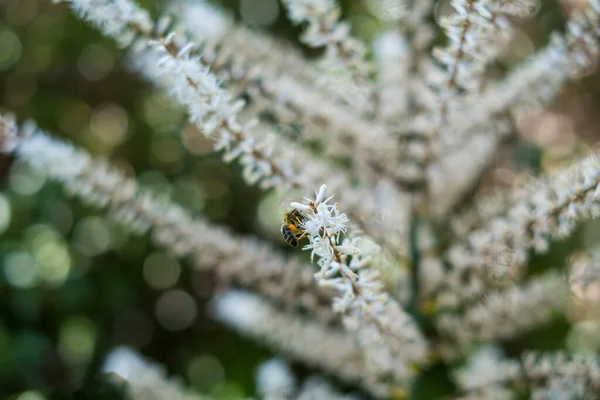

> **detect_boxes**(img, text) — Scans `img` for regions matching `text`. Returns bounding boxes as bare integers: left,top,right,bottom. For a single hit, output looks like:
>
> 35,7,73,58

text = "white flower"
290,185,427,381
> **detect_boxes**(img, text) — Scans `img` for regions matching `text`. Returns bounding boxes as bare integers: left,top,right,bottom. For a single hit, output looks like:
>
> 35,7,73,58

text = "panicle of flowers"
103,347,211,400
148,34,295,191
437,271,570,354
448,154,600,279
210,290,393,398
291,185,427,385
432,0,496,95
281,0,376,88
478,0,538,63
443,0,600,139
433,0,537,97
424,0,536,202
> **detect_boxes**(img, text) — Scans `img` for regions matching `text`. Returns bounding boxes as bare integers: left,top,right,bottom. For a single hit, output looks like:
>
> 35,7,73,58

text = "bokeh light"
0,194,12,234
9,160,46,196
58,99,91,136
77,43,114,81
113,309,155,348
502,29,535,64
211,381,246,399
137,170,172,196
4,72,37,107
5,0,38,27
172,177,206,213
143,251,181,290
72,216,112,257
194,160,232,220
15,392,45,400
187,354,226,392
20,40,51,74
202,178,232,219
151,136,183,165
24,224,72,287
257,191,284,239
0,28,22,70
58,316,97,365
567,320,600,353
3,250,39,289
181,123,214,155
141,91,183,133
88,104,129,149
583,220,600,252
155,289,197,332
41,200,73,236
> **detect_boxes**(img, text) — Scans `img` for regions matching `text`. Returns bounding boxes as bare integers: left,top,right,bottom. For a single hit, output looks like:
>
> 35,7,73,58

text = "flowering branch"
210,290,393,398
281,0,376,92
433,0,537,96
448,154,600,279
290,185,428,385
103,348,211,400
437,271,569,355
439,0,600,141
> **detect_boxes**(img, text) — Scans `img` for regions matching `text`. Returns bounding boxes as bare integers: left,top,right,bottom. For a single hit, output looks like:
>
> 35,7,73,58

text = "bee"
281,209,308,247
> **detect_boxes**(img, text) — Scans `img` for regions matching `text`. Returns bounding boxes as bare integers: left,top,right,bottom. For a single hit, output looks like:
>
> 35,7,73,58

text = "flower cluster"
281,0,374,84
433,0,537,94
291,185,427,385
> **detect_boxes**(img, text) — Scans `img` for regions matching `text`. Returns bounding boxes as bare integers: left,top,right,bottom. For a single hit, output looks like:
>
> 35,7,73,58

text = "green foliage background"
0,0,599,399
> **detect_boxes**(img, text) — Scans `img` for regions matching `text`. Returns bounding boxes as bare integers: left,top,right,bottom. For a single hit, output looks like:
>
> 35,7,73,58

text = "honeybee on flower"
281,208,308,248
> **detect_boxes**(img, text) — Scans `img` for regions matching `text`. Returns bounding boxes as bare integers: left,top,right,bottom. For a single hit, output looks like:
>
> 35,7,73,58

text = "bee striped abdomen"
281,224,299,247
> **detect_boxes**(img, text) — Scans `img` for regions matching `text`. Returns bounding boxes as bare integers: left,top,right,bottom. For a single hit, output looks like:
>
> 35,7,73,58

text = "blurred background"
1,0,600,399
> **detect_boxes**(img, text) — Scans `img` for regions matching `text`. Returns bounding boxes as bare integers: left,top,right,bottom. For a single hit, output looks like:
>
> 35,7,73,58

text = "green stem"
409,195,421,322
409,193,422,400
